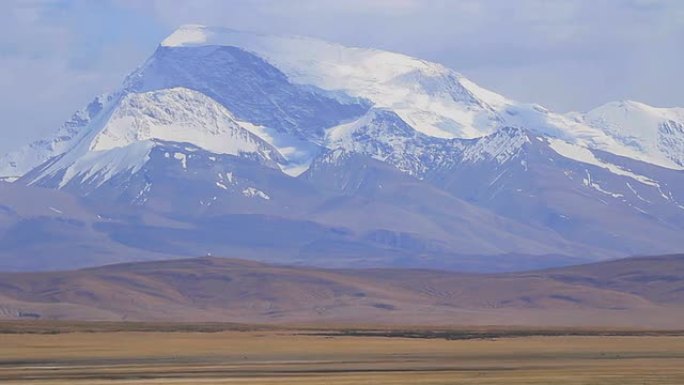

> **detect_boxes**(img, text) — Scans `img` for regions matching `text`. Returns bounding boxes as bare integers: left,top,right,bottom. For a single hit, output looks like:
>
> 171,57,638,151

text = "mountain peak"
161,24,212,47
584,99,684,167
155,25,506,139
153,26,684,172
594,99,657,113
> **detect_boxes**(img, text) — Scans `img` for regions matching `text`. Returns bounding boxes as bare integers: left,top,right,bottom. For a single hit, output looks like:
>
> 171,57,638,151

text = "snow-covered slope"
25,88,284,188
578,100,684,167
325,108,461,176
89,88,282,159
0,94,120,181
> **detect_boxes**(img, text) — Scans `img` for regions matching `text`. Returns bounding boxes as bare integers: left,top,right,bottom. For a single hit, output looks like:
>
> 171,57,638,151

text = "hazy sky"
1,0,683,153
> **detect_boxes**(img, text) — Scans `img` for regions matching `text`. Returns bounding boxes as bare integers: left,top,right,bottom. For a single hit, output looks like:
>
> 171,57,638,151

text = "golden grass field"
1,323,684,384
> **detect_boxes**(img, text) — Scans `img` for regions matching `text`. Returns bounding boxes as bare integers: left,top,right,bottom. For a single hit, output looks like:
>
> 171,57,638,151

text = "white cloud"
0,0,159,153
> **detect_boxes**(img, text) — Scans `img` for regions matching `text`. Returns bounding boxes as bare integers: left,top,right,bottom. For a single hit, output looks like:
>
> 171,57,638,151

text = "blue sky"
1,0,683,153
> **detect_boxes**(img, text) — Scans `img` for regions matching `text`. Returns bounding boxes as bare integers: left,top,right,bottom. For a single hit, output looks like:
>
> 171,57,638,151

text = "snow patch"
462,128,529,164
237,120,320,176
548,139,658,187
626,182,651,203
173,152,187,170
134,182,152,204
242,187,270,200
583,170,623,198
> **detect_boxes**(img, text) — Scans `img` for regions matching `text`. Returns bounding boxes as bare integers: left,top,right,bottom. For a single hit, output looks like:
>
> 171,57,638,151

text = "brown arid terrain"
1,255,684,384
0,254,683,327
1,323,684,384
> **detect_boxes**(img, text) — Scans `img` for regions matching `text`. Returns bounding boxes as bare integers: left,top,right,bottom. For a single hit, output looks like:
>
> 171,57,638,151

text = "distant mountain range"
0,25,683,271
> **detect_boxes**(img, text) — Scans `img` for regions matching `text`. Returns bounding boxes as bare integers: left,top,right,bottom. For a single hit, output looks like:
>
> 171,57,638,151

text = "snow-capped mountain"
160,25,684,170
0,25,683,271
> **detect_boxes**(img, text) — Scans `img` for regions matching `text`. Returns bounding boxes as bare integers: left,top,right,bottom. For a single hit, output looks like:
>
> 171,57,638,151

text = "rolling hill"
0,254,683,328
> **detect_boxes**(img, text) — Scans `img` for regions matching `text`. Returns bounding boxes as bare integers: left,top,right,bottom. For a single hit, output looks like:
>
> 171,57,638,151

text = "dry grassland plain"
0,324,684,384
